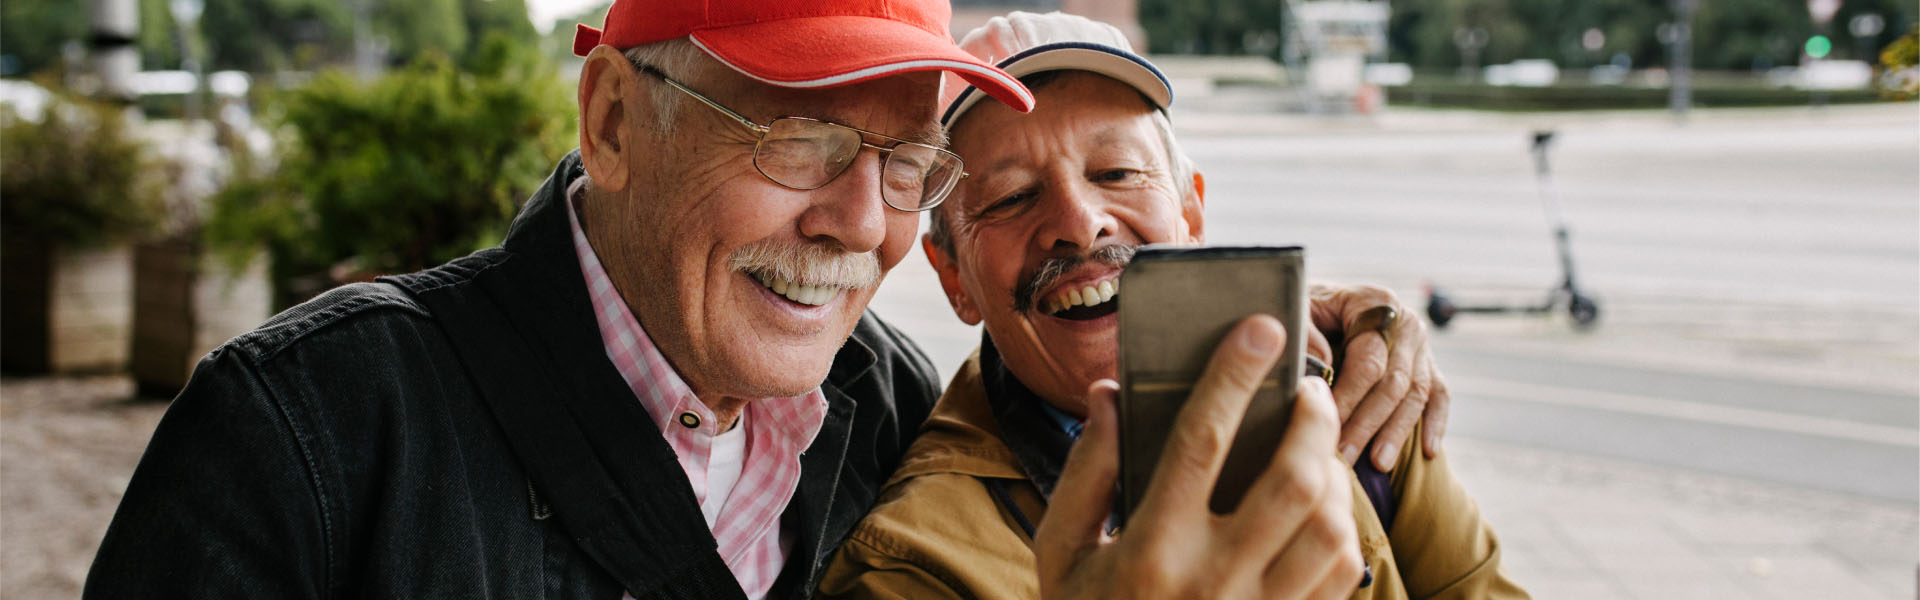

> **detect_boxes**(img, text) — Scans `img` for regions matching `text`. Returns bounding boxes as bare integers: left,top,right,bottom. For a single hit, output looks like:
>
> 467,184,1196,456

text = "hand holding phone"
1033,316,1364,600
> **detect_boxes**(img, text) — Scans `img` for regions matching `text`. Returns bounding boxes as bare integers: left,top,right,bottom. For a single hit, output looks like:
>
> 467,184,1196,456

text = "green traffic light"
1805,35,1832,58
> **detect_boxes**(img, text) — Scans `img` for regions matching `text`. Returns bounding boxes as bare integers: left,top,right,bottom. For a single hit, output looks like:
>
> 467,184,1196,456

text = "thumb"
1035,380,1121,591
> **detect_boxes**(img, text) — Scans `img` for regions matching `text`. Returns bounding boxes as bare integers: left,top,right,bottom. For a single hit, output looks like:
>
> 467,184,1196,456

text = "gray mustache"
1013,245,1137,313
728,240,881,290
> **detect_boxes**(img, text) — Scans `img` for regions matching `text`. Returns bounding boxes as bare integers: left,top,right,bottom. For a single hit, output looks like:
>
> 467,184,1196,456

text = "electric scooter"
1425,130,1599,330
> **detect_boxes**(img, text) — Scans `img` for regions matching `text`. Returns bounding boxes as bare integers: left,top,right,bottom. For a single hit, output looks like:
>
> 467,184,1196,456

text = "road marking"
1449,375,1919,448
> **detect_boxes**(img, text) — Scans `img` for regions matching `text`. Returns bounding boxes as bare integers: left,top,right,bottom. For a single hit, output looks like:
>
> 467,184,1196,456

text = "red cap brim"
689,16,1033,113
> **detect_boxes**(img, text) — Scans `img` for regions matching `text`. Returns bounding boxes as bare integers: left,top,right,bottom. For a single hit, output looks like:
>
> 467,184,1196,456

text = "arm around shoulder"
84,346,331,599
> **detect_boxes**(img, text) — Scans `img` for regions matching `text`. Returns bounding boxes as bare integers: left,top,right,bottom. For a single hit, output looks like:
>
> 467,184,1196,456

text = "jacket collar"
885,335,1076,497
977,334,1077,498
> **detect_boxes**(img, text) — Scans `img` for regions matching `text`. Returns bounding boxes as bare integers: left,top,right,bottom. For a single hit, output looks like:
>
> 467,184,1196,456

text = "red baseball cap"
574,0,1034,113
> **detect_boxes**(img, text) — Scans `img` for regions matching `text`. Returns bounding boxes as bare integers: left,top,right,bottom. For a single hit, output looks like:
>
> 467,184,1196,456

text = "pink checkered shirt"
564,180,828,599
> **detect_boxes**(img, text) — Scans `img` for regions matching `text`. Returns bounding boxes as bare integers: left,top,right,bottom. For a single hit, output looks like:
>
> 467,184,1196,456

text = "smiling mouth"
1041,279,1119,321
749,271,842,306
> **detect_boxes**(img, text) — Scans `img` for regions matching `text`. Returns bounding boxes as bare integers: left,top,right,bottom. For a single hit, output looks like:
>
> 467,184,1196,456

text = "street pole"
1668,0,1695,122
88,0,140,106
1850,14,1884,64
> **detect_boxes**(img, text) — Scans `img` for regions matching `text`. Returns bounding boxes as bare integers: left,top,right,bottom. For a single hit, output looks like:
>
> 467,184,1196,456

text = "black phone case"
1116,245,1306,523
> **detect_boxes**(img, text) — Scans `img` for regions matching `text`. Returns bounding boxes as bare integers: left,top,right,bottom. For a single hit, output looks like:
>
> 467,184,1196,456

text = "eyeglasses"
633,62,966,212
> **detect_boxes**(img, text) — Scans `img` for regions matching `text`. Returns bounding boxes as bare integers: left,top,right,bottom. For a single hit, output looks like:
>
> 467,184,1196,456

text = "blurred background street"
867,101,1920,598
3,0,1917,597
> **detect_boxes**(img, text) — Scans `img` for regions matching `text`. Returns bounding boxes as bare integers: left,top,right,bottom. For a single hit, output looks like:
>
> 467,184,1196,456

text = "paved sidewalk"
1,376,164,599
1447,437,1916,599
4,373,1914,599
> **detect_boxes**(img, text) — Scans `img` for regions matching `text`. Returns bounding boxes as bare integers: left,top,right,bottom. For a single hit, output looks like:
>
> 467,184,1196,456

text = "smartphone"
1116,245,1307,523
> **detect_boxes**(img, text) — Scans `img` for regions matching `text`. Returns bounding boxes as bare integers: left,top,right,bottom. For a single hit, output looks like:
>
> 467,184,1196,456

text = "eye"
979,189,1036,215
1093,169,1138,183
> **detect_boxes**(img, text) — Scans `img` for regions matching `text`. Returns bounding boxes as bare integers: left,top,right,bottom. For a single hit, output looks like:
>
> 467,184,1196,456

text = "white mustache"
728,240,881,290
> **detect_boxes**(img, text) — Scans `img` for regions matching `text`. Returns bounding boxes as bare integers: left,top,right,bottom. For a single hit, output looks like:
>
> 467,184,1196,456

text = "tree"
199,0,351,72
377,0,469,65
1139,0,1279,55
136,0,183,71
1390,0,1534,69
0,0,88,76
464,0,537,49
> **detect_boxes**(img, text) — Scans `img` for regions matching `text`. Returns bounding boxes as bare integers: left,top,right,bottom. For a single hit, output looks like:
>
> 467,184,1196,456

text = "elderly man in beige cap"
822,11,1527,600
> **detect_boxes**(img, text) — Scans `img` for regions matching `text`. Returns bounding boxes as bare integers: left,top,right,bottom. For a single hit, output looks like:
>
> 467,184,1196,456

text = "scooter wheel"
1426,290,1456,329
1569,294,1599,329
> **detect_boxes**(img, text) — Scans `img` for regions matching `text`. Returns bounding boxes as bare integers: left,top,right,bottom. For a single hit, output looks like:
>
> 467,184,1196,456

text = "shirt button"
678,412,700,429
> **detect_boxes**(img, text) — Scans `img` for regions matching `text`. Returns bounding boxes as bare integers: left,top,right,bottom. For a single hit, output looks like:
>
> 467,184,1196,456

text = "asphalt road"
868,103,1920,504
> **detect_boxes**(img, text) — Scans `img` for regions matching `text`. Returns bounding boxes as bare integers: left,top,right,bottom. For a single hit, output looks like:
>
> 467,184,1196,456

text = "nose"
1033,178,1117,254
797,148,889,254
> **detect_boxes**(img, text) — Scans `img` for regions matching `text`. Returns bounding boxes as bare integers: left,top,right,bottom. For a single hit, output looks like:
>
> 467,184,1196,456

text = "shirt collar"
563,178,827,443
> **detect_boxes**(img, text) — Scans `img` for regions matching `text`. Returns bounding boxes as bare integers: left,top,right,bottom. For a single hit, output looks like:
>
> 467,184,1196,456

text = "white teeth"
1045,278,1120,315
754,272,837,306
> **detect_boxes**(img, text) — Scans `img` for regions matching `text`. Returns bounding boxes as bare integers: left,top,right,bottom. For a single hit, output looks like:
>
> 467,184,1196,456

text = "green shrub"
205,34,576,299
1880,25,1918,100
1,91,163,246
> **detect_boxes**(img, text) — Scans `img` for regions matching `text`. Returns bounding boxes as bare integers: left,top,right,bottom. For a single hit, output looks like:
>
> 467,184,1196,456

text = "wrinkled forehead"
949,99,1164,180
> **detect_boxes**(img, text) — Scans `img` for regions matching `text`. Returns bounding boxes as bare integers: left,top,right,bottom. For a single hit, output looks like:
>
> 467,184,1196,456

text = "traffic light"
1805,35,1833,59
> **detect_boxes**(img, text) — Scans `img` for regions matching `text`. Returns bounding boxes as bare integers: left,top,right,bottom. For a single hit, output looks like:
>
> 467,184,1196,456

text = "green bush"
205,34,576,298
0,91,163,246
1881,25,1918,100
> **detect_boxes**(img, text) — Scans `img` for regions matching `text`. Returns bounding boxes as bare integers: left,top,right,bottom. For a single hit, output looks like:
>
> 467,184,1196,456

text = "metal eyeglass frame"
631,61,965,212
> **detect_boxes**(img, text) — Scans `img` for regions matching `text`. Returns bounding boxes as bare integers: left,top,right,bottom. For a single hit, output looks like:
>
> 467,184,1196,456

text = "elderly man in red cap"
85,1,1443,598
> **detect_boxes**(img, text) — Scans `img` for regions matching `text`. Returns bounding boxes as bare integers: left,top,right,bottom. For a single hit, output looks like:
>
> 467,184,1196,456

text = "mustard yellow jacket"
819,351,1529,599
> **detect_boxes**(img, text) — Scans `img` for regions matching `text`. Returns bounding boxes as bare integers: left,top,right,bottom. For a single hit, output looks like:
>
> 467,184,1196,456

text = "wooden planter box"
1,239,134,374
130,239,271,398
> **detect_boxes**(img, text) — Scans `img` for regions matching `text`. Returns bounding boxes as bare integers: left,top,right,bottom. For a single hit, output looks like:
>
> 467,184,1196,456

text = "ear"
1180,170,1207,243
578,45,639,192
923,233,982,325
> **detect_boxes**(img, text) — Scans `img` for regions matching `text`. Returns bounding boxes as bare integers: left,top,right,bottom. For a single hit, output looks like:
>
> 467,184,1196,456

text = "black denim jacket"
84,153,941,599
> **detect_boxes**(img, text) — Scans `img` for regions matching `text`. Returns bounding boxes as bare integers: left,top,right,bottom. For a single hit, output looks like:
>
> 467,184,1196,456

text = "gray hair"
928,72,1195,258
580,39,712,193
622,39,711,135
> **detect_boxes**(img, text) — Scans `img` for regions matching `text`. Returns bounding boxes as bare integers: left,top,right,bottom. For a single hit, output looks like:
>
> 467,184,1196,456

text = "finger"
1035,380,1123,589
1337,328,1415,465
1305,282,1344,334
1389,297,1428,357
1258,457,1359,600
1329,332,1384,423
1138,315,1286,518
1422,370,1451,458
1303,540,1368,600
1366,344,1432,471
1367,381,1426,471
1305,324,1334,366
1232,377,1341,546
